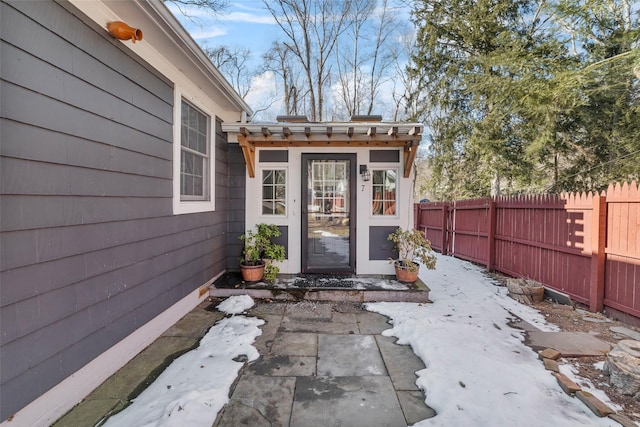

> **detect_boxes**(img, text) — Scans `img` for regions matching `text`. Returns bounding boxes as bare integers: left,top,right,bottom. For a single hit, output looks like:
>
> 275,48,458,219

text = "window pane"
181,127,188,147
262,186,274,199
263,170,274,185
182,175,194,195
194,155,202,175
261,169,286,216
372,169,396,216
183,151,192,174
198,113,207,134
188,107,197,128
197,132,206,154
193,175,203,195
181,106,188,126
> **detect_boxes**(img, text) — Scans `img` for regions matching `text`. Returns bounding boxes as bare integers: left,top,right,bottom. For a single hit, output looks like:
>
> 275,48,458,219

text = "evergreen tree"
410,0,640,198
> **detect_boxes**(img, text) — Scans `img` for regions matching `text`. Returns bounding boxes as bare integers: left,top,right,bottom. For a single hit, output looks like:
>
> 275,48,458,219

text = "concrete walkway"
54,299,433,426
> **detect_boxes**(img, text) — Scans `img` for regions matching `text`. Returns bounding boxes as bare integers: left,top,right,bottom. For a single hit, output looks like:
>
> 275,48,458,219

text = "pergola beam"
225,121,423,178
403,141,419,178
241,133,418,146
237,135,256,177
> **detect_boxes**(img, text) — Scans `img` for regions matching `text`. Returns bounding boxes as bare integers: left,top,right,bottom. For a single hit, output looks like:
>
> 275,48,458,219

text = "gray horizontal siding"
1,157,172,197
1,120,172,179
0,214,219,271
0,195,172,231
1,83,172,160
0,0,238,421
227,144,246,270
0,221,225,310
2,43,173,139
2,1,173,108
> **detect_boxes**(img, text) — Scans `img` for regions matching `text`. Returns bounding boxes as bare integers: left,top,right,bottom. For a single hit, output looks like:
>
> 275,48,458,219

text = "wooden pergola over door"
221,117,423,178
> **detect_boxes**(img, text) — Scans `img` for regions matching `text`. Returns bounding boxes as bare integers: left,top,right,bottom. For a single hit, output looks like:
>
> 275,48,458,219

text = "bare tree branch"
164,0,230,19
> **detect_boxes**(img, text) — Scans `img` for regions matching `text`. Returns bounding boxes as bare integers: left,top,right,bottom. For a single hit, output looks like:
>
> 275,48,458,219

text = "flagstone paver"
289,376,406,427
215,301,432,426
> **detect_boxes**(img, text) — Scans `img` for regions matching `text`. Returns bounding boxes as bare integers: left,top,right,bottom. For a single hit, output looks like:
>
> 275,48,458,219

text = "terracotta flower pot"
107,21,143,43
394,260,419,283
240,263,265,282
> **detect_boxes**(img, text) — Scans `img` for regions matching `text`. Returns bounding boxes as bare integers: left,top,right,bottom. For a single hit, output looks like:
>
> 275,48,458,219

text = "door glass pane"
306,159,350,270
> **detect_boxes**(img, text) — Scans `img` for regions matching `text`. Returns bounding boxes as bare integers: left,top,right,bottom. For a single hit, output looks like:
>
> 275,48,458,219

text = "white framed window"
261,168,287,216
371,168,397,216
180,100,209,200
173,92,216,214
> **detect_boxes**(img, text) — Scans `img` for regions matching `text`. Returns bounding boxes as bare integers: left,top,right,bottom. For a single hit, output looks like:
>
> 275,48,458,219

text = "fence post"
414,203,419,230
487,199,496,271
441,204,448,255
589,195,607,312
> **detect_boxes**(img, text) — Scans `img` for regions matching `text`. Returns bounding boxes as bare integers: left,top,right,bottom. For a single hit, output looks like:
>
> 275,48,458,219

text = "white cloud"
220,11,276,25
190,27,228,39
245,71,284,121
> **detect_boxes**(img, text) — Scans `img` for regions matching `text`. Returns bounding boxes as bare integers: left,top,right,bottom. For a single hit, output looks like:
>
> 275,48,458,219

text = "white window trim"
173,89,216,215
370,166,400,218
259,165,289,218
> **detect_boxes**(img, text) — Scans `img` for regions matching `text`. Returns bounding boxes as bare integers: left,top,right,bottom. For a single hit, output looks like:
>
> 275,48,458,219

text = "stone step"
210,274,431,303
210,286,431,303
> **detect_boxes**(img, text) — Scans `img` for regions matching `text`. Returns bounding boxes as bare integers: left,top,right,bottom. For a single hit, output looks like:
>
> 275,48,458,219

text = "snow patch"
103,313,263,426
217,295,255,315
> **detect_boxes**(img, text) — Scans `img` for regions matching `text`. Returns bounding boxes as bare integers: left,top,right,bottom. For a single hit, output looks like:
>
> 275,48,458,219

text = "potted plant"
387,227,436,282
239,223,285,283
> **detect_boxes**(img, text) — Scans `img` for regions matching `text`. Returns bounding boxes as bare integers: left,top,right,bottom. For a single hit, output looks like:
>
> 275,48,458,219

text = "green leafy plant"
239,223,286,282
387,227,437,273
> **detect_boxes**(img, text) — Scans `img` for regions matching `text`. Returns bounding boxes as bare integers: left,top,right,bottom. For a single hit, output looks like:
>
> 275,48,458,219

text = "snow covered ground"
104,255,625,426
367,254,622,426
102,295,262,427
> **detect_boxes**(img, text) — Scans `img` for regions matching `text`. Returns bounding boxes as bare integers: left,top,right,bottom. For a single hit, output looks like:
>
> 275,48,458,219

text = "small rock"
543,358,560,373
553,372,581,395
577,309,611,323
610,326,640,341
539,348,561,361
575,390,614,417
545,288,573,305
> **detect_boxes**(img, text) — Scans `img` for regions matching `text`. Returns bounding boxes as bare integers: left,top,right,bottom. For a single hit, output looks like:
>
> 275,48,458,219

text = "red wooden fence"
415,181,640,322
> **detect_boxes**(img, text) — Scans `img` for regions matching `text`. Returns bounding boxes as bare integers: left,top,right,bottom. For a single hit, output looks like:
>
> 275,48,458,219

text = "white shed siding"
246,147,415,275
